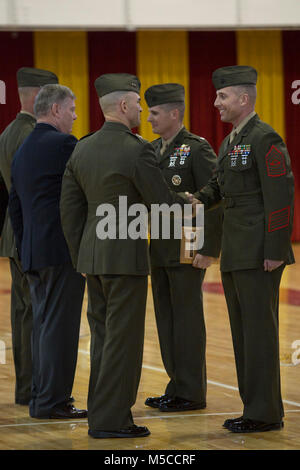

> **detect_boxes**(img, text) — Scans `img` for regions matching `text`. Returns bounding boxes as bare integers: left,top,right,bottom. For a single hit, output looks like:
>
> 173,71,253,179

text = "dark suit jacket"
9,123,77,272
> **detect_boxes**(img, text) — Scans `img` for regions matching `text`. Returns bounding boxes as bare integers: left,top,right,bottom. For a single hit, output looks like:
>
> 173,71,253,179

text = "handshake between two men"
184,191,214,270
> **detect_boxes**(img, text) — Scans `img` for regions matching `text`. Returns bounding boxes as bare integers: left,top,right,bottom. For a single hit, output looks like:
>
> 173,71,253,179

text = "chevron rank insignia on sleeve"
265,145,286,177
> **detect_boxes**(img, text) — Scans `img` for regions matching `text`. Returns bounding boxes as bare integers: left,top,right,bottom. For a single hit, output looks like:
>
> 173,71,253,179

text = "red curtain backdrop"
87,31,137,133
188,31,236,154
282,31,300,242
0,30,299,241
0,32,34,132
0,32,34,224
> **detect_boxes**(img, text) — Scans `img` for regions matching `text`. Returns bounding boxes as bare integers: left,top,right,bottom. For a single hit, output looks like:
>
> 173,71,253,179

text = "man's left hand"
192,254,213,269
263,259,284,272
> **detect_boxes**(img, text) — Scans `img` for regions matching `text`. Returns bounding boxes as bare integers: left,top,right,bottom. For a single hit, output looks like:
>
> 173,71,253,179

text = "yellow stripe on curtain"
137,31,190,142
236,30,285,139
33,31,89,139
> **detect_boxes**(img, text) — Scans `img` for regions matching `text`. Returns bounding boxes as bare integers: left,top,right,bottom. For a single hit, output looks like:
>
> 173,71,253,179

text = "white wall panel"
129,0,238,28
241,0,300,27
0,0,126,27
0,0,299,29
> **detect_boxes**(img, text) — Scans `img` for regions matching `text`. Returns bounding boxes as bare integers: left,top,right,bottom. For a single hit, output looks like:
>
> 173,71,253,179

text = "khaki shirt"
229,111,256,143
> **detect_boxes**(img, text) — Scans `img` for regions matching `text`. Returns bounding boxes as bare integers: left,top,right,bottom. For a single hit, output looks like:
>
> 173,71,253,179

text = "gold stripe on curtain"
33,31,89,139
236,30,285,139
137,31,190,142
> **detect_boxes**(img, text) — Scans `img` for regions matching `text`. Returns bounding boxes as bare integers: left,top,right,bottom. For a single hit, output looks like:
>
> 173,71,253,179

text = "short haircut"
99,90,131,114
18,86,40,98
158,101,185,122
234,84,257,106
34,84,75,118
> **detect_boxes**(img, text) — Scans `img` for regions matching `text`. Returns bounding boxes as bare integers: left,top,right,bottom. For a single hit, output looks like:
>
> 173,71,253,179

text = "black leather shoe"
88,424,150,439
223,416,244,429
15,398,31,405
145,394,170,408
49,403,87,419
159,396,206,412
228,418,284,433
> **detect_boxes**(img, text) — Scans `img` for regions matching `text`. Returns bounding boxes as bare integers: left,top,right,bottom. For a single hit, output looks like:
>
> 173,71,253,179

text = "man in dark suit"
191,66,294,433
60,73,190,438
0,67,58,405
9,84,86,419
144,83,222,412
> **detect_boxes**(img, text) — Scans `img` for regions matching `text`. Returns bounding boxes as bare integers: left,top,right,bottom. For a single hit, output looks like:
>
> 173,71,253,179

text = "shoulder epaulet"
151,137,161,145
255,119,278,136
186,131,206,143
79,131,95,141
131,133,149,144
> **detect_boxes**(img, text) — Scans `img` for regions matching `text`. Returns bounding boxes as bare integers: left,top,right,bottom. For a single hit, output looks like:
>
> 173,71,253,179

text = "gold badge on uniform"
172,174,182,186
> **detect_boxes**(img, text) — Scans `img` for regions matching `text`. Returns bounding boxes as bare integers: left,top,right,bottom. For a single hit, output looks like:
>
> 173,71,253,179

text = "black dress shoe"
15,398,31,405
145,394,170,408
223,416,244,429
88,424,150,439
159,396,206,412
49,403,87,419
228,418,284,433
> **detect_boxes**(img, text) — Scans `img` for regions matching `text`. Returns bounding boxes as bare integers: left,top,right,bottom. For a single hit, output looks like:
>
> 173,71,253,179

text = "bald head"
99,90,130,115
99,90,142,129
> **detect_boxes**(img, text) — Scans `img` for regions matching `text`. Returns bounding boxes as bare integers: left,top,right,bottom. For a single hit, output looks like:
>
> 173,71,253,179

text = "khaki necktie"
229,130,237,144
160,141,168,155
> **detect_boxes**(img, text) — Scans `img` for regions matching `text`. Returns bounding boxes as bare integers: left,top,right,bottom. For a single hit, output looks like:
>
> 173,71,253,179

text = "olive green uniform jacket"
195,114,294,271
0,112,35,404
60,121,188,431
0,113,36,258
195,114,294,423
150,127,222,266
149,127,223,402
60,121,187,276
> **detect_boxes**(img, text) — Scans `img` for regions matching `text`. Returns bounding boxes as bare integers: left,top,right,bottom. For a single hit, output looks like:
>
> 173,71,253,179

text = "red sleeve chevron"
265,145,286,177
268,206,290,232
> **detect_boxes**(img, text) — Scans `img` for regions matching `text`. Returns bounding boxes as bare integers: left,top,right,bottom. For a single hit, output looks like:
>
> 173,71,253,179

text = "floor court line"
1,410,300,430
77,351,300,409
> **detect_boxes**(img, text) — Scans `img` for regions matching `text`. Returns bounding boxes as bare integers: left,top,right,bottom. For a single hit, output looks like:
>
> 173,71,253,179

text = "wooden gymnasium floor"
0,245,300,452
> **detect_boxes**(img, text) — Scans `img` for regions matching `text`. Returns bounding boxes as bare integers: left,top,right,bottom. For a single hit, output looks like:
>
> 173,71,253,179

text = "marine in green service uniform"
143,83,223,412
192,65,295,433
60,73,190,439
0,67,58,404
0,171,8,235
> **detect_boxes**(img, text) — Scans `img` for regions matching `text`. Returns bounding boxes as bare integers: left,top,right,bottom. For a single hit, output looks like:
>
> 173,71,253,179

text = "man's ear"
120,98,127,114
170,108,179,121
239,92,249,107
51,102,60,117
